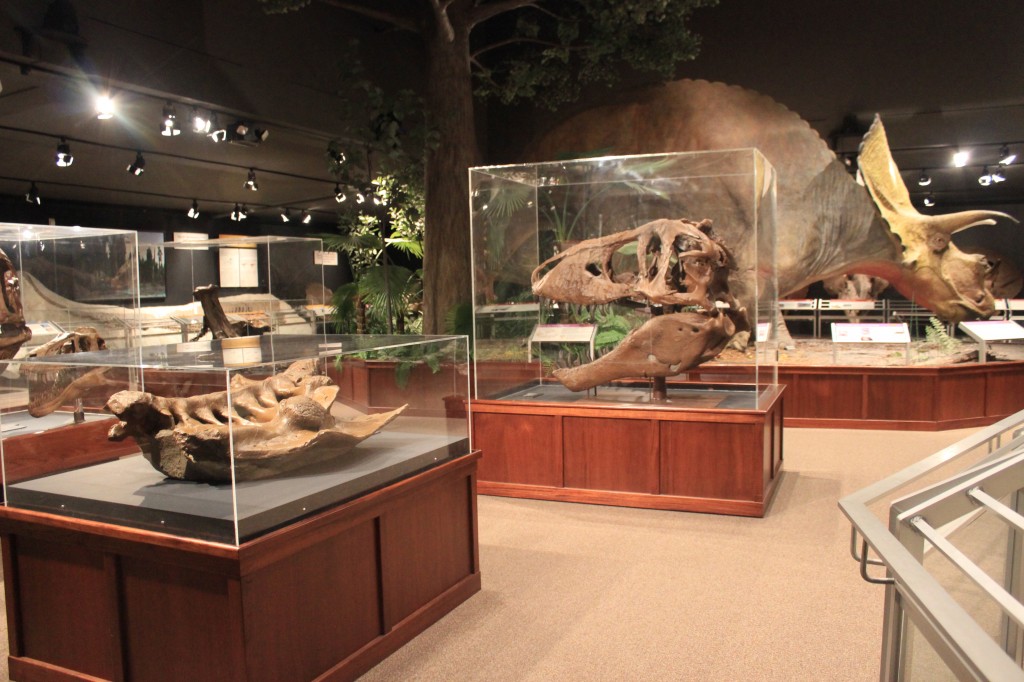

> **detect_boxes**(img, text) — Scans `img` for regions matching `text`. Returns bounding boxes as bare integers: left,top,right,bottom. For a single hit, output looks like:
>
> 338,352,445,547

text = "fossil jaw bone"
107,359,406,482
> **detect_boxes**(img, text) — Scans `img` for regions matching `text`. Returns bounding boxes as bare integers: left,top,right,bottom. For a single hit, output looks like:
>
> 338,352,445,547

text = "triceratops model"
525,79,1016,324
532,217,747,391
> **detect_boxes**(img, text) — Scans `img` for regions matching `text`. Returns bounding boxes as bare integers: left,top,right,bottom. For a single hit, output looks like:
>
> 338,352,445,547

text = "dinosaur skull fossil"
0,247,31,362
857,117,1016,322
21,327,115,417
531,218,748,392
532,218,739,311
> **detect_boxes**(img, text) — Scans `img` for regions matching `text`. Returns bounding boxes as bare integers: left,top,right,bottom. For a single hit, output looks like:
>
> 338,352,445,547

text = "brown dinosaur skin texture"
523,79,1014,324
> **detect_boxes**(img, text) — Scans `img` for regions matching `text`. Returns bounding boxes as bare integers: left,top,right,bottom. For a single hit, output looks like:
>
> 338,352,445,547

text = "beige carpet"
0,427,977,681
360,427,978,682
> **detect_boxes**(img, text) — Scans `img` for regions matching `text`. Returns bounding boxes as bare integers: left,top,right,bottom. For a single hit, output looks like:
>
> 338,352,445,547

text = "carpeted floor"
360,427,979,682
0,426,978,681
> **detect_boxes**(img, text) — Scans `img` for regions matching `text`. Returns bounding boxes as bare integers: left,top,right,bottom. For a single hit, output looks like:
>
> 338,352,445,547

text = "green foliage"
925,316,961,353
472,0,719,110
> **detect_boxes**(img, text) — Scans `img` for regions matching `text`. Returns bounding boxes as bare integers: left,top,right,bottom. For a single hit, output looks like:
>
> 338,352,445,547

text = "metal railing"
840,410,1024,680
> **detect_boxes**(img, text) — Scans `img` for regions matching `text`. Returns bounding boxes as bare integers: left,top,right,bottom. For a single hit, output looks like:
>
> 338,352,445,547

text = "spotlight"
25,182,41,205
979,167,993,186
55,137,74,167
187,200,200,219
227,122,269,146
1000,145,1016,166
991,168,1007,183
334,183,346,202
230,203,248,221
917,170,931,187
280,208,290,223
126,151,146,176
161,102,181,137
355,192,366,204
952,149,969,168
244,168,259,191
328,147,346,165
191,107,211,134
254,128,269,143
95,94,114,120
923,193,936,207
302,211,312,224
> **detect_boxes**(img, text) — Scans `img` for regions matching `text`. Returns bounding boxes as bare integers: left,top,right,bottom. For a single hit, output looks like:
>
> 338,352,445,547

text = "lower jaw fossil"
551,310,741,392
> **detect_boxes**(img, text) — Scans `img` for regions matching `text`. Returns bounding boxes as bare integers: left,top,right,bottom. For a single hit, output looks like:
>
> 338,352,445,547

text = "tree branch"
471,36,558,59
320,0,420,33
469,0,537,28
429,0,455,42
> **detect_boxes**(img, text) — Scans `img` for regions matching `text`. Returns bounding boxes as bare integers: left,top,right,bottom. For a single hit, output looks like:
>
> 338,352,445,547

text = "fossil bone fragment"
21,327,116,418
192,284,271,341
0,247,31,366
106,359,406,483
525,79,1016,325
531,218,747,391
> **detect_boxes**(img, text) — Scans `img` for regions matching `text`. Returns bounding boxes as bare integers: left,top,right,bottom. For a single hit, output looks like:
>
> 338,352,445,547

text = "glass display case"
469,150,778,410
0,333,470,546
137,235,329,345
0,222,140,351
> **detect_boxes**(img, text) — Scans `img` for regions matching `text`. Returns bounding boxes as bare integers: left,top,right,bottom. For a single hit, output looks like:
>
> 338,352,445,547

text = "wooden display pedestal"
473,386,784,517
0,453,481,682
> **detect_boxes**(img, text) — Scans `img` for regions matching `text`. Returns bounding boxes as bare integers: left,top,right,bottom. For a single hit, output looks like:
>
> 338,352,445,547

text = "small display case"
1,333,470,546
469,149,779,411
138,235,330,345
0,222,141,351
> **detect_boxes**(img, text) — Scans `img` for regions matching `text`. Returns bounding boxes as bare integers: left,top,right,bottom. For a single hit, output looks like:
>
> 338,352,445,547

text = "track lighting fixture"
230,203,248,221
991,168,1006,183
280,208,290,223
227,122,269,146
161,102,181,137
191,107,211,134
328,148,346,165
25,182,41,205
187,200,200,219
923,193,936,207
55,137,73,167
126,151,146,176
207,113,226,142
952,149,969,168
95,94,114,120
244,168,259,191
917,170,931,187
334,184,346,202
979,167,994,186
301,211,312,224
355,192,366,204
999,145,1016,166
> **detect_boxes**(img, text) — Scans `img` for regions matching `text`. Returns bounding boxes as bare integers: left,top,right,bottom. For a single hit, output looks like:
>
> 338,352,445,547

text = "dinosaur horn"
928,210,1019,236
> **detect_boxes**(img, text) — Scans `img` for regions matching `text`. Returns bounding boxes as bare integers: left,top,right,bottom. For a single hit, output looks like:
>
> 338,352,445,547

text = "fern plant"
925,316,960,353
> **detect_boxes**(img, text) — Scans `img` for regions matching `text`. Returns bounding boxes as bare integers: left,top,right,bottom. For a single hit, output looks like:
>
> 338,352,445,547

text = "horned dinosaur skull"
106,359,406,483
857,117,1015,322
531,218,748,392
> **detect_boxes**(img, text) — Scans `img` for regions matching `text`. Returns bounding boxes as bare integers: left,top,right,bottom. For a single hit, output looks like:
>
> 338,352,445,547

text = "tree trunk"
420,14,478,334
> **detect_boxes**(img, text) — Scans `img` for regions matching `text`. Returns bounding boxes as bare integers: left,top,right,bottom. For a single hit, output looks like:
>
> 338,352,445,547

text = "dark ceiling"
1,1,1023,234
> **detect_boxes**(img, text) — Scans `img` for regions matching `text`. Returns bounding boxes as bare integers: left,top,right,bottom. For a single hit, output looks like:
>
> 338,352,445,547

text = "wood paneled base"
472,388,784,518
0,453,481,682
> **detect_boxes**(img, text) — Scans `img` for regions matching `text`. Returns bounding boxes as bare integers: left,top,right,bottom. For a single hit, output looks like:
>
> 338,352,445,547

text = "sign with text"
530,324,596,344
958,320,1024,342
831,322,910,344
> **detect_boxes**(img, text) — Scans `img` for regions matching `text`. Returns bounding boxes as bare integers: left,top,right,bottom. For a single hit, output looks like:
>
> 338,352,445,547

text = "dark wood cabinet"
0,452,481,682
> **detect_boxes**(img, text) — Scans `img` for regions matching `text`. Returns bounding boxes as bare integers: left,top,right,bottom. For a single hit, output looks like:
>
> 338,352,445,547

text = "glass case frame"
469,149,779,411
0,222,141,352
0,333,470,546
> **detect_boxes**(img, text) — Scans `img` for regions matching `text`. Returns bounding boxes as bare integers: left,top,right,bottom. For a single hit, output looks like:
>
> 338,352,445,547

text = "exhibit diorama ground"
0,426,978,681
